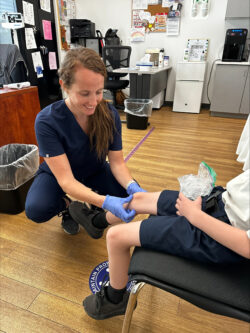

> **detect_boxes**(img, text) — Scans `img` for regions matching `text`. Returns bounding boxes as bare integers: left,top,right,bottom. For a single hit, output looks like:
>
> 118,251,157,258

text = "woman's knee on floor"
25,198,59,223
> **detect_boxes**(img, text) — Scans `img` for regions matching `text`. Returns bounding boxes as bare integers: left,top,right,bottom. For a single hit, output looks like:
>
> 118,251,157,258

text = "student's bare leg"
106,221,142,289
106,191,161,225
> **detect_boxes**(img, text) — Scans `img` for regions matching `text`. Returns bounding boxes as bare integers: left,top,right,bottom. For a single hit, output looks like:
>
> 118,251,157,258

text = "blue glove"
102,195,136,223
127,182,146,195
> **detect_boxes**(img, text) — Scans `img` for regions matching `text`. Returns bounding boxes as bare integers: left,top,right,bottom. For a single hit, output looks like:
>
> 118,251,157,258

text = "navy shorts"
139,187,246,264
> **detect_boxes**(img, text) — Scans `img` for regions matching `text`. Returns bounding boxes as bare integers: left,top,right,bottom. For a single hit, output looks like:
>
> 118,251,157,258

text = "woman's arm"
44,154,106,207
108,150,134,189
176,193,250,259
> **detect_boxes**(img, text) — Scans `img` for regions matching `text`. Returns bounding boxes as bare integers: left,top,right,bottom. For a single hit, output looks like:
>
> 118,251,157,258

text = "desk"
113,66,171,99
0,86,40,146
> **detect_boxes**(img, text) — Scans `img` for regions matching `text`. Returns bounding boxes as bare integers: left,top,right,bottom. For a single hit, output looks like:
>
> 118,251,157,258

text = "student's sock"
106,284,127,304
92,211,109,229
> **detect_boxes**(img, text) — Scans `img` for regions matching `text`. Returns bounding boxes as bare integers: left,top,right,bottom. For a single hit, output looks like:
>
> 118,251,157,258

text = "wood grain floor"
0,107,249,333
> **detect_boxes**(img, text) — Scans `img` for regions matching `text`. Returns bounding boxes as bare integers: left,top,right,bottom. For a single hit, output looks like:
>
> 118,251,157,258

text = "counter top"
216,61,250,65
113,66,172,75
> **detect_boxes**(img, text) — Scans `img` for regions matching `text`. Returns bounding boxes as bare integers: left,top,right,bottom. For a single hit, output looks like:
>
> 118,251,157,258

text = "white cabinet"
173,62,206,114
240,68,249,114
225,0,250,18
210,62,250,115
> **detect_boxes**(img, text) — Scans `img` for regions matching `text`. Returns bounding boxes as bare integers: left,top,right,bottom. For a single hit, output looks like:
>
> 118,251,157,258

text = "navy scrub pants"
25,162,127,222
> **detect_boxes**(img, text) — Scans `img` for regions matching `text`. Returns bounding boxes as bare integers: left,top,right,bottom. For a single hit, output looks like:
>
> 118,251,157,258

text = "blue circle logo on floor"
89,260,137,294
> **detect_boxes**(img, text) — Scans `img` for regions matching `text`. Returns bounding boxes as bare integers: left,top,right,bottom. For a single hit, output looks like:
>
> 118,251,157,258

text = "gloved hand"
127,181,146,195
102,195,136,223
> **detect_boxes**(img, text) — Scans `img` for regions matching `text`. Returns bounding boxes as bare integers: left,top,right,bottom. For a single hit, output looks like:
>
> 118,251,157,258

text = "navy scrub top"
35,100,122,181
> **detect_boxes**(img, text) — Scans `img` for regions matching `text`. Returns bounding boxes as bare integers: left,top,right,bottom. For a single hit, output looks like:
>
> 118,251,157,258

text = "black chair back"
102,45,131,72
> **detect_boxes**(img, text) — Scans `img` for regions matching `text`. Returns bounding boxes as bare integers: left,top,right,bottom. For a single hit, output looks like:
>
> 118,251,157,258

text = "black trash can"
124,99,153,130
0,144,39,214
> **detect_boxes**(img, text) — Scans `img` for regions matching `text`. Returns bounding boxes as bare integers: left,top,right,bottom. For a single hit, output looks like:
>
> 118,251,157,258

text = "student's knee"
106,225,123,247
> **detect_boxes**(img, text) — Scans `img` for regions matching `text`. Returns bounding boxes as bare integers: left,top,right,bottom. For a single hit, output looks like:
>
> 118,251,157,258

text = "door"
210,64,247,114
173,81,203,113
239,68,250,114
15,0,62,109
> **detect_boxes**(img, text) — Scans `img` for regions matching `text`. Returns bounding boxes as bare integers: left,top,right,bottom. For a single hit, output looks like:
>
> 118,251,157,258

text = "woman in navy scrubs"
25,47,144,235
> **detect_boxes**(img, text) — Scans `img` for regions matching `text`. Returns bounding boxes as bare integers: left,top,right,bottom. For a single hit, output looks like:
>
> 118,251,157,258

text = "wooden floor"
0,107,248,333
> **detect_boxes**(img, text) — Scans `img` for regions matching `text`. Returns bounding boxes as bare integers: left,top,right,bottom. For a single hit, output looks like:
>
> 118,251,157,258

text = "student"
25,47,144,235
82,169,250,320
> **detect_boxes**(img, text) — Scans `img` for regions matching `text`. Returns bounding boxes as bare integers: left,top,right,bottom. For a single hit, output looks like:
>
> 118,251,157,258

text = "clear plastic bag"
0,144,39,190
178,162,216,200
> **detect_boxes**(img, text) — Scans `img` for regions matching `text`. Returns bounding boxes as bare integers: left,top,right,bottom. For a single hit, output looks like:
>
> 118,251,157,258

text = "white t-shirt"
222,169,250,238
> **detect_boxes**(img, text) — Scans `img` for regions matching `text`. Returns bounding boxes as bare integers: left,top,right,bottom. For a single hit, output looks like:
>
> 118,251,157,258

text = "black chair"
102,45,131,109
122,247,250,333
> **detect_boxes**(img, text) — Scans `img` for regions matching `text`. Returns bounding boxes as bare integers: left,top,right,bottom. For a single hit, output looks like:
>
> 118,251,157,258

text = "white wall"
55,0,248,103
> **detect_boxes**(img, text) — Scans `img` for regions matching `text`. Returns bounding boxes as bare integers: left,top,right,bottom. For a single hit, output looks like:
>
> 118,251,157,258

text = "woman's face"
61,65,104,117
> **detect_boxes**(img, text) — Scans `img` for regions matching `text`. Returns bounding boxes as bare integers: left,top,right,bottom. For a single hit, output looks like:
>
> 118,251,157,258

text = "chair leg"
122,282,145,333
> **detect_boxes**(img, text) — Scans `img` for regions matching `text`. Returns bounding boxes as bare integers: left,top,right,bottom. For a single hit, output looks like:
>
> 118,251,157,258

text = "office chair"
122,247,250,333
102,45,131,109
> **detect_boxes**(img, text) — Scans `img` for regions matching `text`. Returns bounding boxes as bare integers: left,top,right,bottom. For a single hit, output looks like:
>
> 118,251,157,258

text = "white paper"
148,0,158,4
166,17,180,36
32,51,44,72
162,0,170,7
40,0,51,13
133,0,148,10
131,27,145,42
25,28,37,49
22,1,35,26
139,10,151,21
148,16,155,24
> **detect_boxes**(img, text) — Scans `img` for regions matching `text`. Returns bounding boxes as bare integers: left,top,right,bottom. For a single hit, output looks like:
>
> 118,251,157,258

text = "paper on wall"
133,0,148,10
49,52,57,70
42,20,52,40
131,27,145,42
162,0,174,7
40,0,51,13
166,17,180,36
22,1,35,26
139,10,151,21
25,28,37,49
31,51,44,72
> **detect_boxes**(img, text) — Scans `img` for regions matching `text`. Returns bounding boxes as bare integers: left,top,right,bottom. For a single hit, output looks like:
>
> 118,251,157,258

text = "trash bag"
0,144,39,190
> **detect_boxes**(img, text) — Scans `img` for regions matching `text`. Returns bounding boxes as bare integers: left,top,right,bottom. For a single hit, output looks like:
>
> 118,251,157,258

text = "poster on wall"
57,0,76,49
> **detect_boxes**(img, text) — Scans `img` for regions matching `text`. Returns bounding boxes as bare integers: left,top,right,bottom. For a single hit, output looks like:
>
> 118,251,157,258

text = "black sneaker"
68,201,104,239
83,285,130,320
59,209,80,235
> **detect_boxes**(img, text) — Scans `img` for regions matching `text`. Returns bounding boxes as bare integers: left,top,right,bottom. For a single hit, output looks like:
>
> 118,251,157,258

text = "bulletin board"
132,4,170,33
56,0,76,50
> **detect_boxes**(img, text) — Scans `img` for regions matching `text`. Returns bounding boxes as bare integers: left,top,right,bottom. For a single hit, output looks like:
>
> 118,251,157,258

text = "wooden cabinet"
210,63,250,117
0,86,40,146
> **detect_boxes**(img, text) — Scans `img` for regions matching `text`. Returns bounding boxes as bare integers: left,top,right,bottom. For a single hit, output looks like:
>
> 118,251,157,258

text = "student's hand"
175,192,202,221
127,182,146,195
102,195,136,223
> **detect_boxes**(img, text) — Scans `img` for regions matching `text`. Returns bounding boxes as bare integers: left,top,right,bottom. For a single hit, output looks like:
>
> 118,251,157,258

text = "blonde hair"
58,47,115,159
